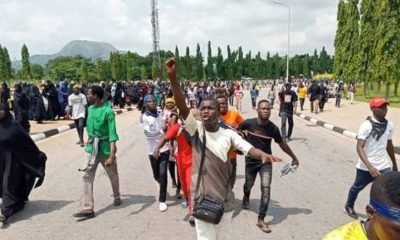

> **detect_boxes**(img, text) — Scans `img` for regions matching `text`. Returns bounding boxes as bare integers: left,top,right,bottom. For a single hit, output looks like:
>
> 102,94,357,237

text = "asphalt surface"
1,91,382,240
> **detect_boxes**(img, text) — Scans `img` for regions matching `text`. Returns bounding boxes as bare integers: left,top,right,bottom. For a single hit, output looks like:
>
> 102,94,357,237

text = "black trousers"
280,112,294,139
149,151,170,202
74,118,85,141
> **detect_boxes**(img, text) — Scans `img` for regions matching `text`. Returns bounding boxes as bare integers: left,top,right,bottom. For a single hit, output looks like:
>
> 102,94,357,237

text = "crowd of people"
0,58,399,240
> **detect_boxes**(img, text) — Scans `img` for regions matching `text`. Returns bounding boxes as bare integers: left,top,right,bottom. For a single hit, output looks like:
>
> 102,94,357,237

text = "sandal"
257,220,272,233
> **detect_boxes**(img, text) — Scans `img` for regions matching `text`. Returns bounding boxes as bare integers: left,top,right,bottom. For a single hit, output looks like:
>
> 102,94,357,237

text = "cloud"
0,0,339,60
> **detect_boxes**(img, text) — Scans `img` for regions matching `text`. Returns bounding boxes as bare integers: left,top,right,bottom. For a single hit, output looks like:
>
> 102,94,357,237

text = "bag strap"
194,127,207,197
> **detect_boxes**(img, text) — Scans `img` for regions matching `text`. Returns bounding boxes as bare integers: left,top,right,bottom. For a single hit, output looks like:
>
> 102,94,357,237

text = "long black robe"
13,91,30,133
0,105,47,218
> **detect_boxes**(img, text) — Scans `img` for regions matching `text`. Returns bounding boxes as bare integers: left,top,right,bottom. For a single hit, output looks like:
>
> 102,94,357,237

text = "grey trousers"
82,157,120,210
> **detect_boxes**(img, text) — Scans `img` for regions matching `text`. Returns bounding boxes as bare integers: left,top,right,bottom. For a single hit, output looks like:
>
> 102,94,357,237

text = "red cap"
370,97,390,108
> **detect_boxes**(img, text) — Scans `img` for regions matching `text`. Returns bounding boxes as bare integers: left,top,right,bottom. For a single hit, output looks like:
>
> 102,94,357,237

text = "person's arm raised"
166,58,190,120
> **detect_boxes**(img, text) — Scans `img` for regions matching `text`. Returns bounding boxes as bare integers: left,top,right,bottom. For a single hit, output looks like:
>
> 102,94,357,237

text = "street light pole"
202,43,208,82
272,0,290,83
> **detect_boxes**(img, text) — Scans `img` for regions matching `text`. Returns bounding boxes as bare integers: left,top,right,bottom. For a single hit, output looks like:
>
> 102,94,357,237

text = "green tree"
80,60,89,82
21,44,32,80
216,47,224,80
372,0,400,98
141,66,147,80
96,60,105,81
126,51,134,81
174,46,181,79
31,64,45,80
2,46,12,80
358,0,377,95
206,41,213,80
195,43,203,81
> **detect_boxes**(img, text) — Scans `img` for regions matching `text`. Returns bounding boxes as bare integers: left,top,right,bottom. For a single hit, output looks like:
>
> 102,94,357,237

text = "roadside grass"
354,84,400,108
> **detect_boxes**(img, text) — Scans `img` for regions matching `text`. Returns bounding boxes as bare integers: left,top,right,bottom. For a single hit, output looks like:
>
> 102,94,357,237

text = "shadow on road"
92,194,156,217
232,199,312,225
4,200,73,227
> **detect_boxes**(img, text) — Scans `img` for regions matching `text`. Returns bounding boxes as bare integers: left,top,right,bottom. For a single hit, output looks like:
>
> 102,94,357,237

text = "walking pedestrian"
344,97,398,219
166,58,282,240
68,85,87,147
278,83,298,141
140,94,170,212
308,81,321,114
0,103,47,224
239,100,299,233
250,85,259,109
335,82,344,108
216,95,245,190
297,82,307,111
73,86,121,219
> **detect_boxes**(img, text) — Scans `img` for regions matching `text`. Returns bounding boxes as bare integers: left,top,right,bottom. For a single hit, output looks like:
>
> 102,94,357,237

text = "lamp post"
202,43,208,82
272,0,291,83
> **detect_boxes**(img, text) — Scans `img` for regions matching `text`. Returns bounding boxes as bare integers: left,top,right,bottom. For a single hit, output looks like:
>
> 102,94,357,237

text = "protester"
335,82,344,108
216,95,245,190
234,84,244,112
240,100,299,233
324,172,400,240
68,85,88,147
140,94,170,212
166,58,282,240
73,86,121,219
344,97,398,219
278,83,298,141
308,81,321,114
0,103,47,224
0,82,11,105
297,82,307,111
13,83,30,133
250,85,259,109
153,121,193,217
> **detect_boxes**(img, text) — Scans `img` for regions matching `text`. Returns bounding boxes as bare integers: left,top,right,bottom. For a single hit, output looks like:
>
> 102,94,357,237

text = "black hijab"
0,103,47,188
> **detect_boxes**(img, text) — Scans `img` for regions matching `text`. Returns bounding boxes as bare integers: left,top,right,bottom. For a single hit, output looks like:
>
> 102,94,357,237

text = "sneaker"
242,196,250,210
73,210,95,219
113,197,122,206
181,200,188,208
159,202,168,212
344,205,358,219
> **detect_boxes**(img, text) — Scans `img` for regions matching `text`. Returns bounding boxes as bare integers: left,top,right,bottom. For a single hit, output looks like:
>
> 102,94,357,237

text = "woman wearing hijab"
0,103,47,224
13,83,30,133
29,85,47,123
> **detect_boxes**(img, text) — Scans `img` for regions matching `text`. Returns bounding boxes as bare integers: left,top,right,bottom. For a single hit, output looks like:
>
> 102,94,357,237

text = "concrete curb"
30,107,135,142
295,112,400,155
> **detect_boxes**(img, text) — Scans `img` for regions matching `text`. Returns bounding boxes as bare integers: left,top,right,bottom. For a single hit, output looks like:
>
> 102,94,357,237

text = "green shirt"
85,103,119,158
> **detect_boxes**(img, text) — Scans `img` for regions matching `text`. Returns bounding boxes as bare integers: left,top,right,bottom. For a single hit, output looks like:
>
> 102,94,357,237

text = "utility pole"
151,0,162,80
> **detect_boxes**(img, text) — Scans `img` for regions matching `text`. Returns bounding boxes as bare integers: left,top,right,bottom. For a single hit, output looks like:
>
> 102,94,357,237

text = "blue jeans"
243,159,272,219
346,168,392,208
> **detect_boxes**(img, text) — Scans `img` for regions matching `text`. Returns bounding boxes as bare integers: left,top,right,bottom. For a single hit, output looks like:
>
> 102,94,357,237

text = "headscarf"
367,116,388,141
0,103,13,128
143,94,158,118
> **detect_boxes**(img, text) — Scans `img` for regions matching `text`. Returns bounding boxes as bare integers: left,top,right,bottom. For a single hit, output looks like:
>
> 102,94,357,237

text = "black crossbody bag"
192,128,228,225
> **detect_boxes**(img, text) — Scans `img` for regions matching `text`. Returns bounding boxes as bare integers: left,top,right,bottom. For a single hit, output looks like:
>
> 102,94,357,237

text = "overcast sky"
0,0,339,60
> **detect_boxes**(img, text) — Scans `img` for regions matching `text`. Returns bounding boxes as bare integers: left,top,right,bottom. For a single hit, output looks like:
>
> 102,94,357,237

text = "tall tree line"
334,0,400,98
1,43,334,83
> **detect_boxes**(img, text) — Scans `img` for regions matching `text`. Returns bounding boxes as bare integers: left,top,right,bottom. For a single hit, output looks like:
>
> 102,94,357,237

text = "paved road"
2,91,382,240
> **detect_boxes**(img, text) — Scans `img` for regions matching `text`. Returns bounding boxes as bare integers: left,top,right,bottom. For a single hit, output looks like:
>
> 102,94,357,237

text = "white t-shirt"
68,93,87,119
184,112,253,162
356,117,394,171
140,112,169,154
